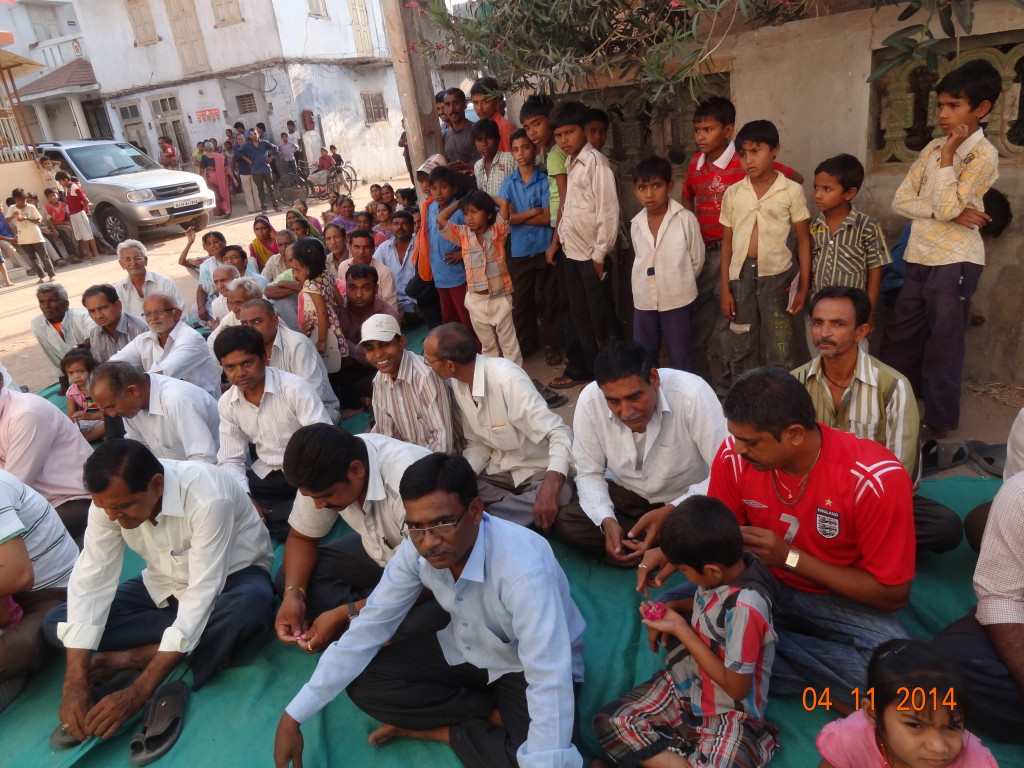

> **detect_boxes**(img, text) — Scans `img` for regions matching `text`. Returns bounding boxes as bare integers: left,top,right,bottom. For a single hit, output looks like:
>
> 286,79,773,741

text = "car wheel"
98,207,136,244
185,213,209,231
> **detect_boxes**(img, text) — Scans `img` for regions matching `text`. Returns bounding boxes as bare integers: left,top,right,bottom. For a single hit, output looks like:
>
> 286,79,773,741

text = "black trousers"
347,633,580,768
247,467,296,542
551,481,661,564
563,258,618,379
912,494,963,554
507,252,562,356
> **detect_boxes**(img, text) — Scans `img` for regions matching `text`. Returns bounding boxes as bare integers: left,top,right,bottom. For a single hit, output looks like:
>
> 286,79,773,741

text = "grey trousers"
727,258,797,378
477,470,574,528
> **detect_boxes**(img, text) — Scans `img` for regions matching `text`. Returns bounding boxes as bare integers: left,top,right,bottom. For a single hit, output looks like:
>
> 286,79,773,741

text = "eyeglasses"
143,308,176,320
400,508,468,540
120,255,146,263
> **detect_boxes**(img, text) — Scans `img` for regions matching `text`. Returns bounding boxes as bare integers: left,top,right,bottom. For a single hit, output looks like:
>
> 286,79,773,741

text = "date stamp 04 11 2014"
802,686,958,712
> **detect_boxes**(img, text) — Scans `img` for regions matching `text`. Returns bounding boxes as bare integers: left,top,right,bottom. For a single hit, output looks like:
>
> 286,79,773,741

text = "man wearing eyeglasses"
275,452,586,768
110,293,219,398
272,424,446,657
112,239,183,317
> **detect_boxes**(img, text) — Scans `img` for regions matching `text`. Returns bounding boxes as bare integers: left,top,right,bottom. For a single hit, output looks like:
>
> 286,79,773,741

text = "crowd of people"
1,60,1020,768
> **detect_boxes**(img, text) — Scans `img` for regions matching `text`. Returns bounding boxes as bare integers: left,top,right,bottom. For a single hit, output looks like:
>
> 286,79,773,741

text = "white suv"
37,139,216,244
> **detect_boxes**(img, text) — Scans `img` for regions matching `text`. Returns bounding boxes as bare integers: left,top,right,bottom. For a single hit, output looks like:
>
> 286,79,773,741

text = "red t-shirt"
682,142,797,243
65,183,87,215
46,200,68,223
707,424,915,593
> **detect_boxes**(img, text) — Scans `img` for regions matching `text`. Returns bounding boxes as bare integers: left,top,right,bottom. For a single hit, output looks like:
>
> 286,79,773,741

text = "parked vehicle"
37,139,215,244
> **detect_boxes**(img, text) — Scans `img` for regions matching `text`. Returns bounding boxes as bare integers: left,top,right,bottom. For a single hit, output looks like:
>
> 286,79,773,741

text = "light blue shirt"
499,168,553,258
427,199,466,289
286,513,586,768
376,236,417,313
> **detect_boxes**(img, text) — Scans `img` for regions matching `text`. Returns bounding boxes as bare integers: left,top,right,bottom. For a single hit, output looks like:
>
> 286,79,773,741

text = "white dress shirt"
286,514,585,768
0,388,92,507
270,325,340,423
630,199,705,311
573,369,727,526
125,375,220,464
453,356,573,486
58,460,273,654
206,310,242,350
0,360,18,391
115,270,184,315
558,143,619,264
0,469,78,590
974,471,1024,627
289,434,429,566
217,366,331,493
30,308,95,376
371,350,459,454
111,320,220,399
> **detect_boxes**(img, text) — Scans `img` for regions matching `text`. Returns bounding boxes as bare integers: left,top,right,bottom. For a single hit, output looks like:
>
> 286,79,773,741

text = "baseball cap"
416,154,446,176
360,313,402,344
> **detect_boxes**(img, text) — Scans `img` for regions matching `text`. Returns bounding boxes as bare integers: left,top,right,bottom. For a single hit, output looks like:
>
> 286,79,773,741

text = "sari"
249,215,278,271
203,150,233,216
286,207,323,243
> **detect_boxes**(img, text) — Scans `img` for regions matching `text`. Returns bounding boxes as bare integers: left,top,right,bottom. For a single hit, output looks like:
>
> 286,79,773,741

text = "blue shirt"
236,139,277,174
0,216,14,239
427,199,466,289
499,168,553,258
376,237,417,313
286,513,586,768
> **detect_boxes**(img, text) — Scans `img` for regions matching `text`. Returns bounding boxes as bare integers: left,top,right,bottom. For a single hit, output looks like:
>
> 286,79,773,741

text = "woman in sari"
285,207,323,244
291,198,323,235
249,215,278,271
200,141,235,218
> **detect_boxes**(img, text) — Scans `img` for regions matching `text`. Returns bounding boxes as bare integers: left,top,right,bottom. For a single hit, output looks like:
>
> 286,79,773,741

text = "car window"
64,144,160,180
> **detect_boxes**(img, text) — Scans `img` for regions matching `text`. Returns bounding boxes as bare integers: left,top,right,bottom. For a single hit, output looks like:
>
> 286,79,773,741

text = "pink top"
817,710,998,768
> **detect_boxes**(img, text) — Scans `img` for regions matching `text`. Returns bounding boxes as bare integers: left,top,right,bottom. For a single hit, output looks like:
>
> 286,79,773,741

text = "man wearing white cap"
360,314,460,454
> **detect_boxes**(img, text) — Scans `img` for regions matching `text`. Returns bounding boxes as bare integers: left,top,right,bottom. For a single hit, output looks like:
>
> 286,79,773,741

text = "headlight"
126,189,155,203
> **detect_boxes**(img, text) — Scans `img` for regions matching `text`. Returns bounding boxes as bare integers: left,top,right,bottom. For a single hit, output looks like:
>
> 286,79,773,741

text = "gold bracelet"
284,585,306,597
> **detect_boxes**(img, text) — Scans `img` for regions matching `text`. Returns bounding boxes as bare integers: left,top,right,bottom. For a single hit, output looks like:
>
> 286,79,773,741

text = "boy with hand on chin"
719,120,811,378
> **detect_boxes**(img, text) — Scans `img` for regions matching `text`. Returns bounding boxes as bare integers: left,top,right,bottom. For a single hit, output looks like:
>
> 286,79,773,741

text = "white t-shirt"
5,204,44,244
0,469,78,591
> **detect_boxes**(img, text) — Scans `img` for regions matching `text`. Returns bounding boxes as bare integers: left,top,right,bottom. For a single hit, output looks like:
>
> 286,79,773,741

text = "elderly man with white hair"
207,276,266,349
113,239,183,316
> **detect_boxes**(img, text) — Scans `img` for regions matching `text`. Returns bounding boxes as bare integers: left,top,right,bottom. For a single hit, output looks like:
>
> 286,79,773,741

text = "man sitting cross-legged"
553,340,727,566
43,440,274,750
273,452,586,768
423,323,576,530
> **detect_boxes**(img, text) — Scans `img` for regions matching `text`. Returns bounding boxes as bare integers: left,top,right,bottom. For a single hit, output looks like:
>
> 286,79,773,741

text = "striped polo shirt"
0,469,78,591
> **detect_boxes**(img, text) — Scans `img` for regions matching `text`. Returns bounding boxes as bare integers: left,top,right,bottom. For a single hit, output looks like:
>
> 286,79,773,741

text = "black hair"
519,94,554,123
430,323,476,365
660,496,744,572
399,452,479,507
89,361,147,396
460,190,498,226
867,640,968,731
44,186,58,196
55,171,71,182
221,244,247,262
370,183,382,191
632,156,673,185
282,424,368,492
594,340,653,386
256,122,266,131
808,285,872,327
443,87,467,103
471,118,500,142
381,183,394,192
722,367,818,440
814,153,864,192
84,439,164,494
981,188,1012,238
693,96,736,127
213,324,266,362
11,187,25,199
396,187,417,205
735,120,780,149
392,209,414,224
935,59,1002,110
290,236,328,279
60,347,97,377
584,108,610,128
469,76,501,98
509,128,531,146
355,211,374,227
82,283,119,305
428,165,460,189
435,90,446,104
349,229,375,246
322,222,347,240
202,230,227,245
233,121,245,130
346,262,378,285
241,297,276,315
375,200,393,215
549,100,589,131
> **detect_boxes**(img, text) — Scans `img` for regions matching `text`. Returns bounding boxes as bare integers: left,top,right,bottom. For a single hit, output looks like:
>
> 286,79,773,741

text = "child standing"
438,190,522,364
719,119,811,376
817,639,998,768
630,156,705,371
55,171,99,262
880,60,1001,437
472,118,515,197
61,348,104,442
291,236,346,374
593,496,779,768
425,165,473,332
584,108,610,152
44,187,80,262
5,187,55,283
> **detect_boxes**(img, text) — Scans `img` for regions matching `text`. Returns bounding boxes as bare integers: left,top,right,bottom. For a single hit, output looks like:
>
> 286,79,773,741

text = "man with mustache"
274,452,585,768
792,286,962,554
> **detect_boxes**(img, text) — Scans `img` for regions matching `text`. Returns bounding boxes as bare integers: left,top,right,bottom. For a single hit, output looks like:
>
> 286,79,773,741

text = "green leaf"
938,4,955,36
951,0,973,33
897,2,921,20
882,24,926,48
867,51,912,83
926,49,939,72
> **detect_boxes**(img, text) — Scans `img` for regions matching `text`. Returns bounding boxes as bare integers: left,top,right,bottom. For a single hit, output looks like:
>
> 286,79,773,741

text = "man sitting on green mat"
274,452,586,768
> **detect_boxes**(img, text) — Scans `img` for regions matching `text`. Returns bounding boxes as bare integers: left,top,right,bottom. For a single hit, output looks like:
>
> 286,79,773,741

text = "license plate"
172,198,201,209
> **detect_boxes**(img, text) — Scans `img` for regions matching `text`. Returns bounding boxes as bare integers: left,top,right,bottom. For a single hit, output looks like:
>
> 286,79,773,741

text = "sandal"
966,440,1006,478
921,440,969,477
544,347,563,366
548,375,589,390
128,680,188,766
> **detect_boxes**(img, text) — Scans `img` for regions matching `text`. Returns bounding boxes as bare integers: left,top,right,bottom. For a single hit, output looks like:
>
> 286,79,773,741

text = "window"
125,0,158,45
361,92,388,124
211,0,243,25
348,0,371,55
118,104,142,121
165,0,211,74
308,0,328,17
28,7,61,42
236,94,257,114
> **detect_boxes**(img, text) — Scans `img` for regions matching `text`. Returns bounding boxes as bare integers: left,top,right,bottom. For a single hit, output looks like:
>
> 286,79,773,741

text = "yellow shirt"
720,172,810,280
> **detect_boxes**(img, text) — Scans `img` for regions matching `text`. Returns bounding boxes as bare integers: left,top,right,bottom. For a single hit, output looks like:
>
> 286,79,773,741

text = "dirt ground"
1,177,1017,471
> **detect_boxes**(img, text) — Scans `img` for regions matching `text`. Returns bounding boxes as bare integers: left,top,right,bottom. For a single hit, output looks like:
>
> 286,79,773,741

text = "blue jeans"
43,564,274,690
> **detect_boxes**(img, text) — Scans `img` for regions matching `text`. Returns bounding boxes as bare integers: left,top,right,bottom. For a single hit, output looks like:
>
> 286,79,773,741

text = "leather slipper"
50,670,142,749
128,680,188,766
966,440,1006,478
548,376,589,390
921,440,969,477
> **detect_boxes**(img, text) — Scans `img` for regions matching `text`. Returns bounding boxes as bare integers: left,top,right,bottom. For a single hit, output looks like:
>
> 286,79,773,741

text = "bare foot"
88,645,159,683
368,723,450,747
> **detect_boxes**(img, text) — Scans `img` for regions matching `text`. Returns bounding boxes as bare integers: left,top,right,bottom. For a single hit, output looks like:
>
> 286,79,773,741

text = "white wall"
272,0,389,60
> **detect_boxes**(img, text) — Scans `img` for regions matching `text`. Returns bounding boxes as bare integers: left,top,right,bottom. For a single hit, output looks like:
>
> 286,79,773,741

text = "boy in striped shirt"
593,497,778,768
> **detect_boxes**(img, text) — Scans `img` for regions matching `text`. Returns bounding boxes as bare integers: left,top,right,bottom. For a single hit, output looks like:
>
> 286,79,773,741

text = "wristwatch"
346,601,360,620
784,548,801,571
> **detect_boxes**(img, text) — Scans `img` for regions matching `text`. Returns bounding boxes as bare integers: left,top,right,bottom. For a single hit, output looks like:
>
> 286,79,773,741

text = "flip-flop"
128,680,188,766
966,440,1006,478
548,376,589,390
544,347,563,366
50,670,142,748
921,440,970,477
546,393,569,408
